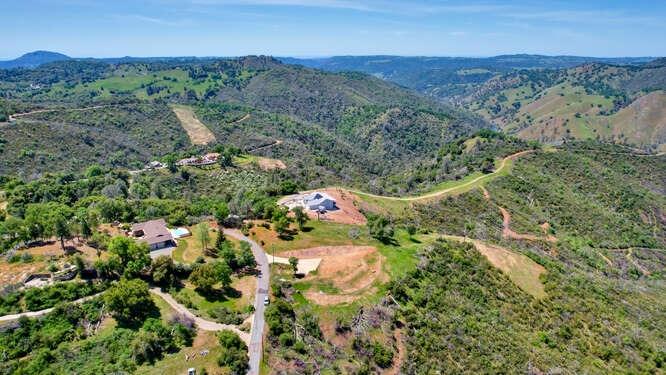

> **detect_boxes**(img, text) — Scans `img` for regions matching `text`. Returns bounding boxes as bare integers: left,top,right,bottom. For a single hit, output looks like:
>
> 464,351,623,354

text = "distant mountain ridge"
463,61,666,152
280,55,656,99
0,56,488,186
0,51,71,69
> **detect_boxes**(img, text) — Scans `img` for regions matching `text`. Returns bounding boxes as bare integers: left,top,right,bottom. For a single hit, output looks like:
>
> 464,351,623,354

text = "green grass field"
46,68,220,100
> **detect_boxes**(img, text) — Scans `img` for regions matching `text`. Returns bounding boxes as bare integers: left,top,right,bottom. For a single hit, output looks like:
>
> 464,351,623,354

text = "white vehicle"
263,296,270,305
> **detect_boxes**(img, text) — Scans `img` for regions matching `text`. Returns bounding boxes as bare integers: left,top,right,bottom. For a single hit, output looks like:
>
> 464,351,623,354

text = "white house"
280,191,338,212
303,192,337,211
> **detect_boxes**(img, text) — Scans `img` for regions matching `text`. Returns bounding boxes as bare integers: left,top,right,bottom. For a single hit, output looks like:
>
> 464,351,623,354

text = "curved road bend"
149,288,250,344
341,150,535,202
225,229,270,375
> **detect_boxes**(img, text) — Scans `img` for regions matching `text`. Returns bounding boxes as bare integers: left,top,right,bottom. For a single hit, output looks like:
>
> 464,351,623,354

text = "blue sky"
2,0,665,58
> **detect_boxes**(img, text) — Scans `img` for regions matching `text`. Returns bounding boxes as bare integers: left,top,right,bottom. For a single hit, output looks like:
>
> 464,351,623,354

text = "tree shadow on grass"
195,286,242,302
377,237,400,246
277,229,298,241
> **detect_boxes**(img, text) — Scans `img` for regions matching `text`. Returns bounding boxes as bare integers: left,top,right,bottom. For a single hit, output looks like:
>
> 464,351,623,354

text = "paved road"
0,293,103,322
149,288,251,344
225,229,269,375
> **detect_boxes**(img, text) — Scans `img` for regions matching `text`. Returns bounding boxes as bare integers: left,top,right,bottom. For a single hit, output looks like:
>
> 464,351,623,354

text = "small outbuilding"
131,219,175,251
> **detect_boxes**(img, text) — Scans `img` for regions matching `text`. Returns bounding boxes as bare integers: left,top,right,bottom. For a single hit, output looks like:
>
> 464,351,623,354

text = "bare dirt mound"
281,245,375,258
171,105,216,145
289,246,385,305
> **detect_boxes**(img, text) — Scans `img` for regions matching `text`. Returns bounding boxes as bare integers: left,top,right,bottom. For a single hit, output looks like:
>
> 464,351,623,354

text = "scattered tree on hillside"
75,207,94,240
163,154,178,173
220,241,238,269
189,261,232,292
217,330,249,374
274,217,290,238
214,229,226,250
406,224,417,239
106,236,151,278
288,256,299,274
53,208,72,252
195,222,211,252
214,202,230,226
367,214,394,244
151,256,176,287
104,278,155,326
238,241,257,270
293,206,307,231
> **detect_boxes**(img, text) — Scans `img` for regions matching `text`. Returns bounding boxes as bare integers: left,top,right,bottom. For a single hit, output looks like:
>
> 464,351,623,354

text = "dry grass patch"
0,261,47,287
171,105,216,145
473,241,546,299
136,330,222,375
256,156,286,171
248,220,371,254
235,154,286,171
231,275,257,310
437,235,546,299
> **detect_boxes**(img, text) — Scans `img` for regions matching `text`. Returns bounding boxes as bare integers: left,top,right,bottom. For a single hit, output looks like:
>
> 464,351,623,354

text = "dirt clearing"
256,156,286,170
286,246,386,305
171,105,216,145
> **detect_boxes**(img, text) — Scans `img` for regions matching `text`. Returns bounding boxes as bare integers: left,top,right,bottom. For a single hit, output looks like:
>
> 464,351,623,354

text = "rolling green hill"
465,63,666,152
0,57,487,189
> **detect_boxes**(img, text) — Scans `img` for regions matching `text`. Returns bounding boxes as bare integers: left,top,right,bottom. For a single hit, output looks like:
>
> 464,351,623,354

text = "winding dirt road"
343,150,534,202
7,105,116,121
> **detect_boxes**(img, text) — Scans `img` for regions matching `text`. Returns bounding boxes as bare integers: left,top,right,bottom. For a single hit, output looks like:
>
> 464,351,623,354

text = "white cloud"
505,9,660,26
190,0,375,12
114,14,192,27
